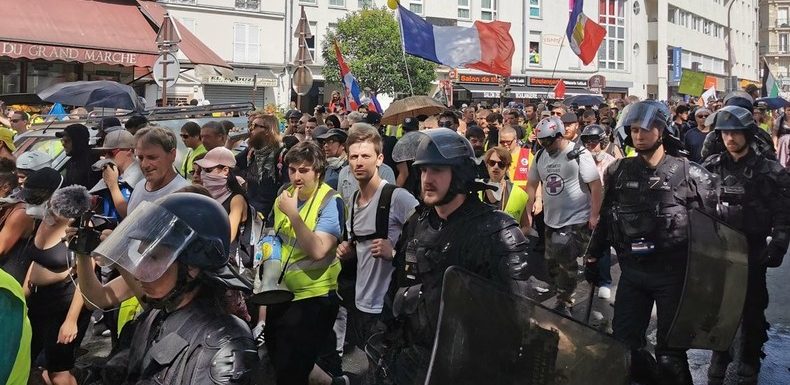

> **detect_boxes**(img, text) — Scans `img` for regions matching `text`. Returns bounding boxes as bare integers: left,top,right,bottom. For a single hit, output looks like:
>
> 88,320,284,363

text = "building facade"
151,0,761,107
760,0,790,93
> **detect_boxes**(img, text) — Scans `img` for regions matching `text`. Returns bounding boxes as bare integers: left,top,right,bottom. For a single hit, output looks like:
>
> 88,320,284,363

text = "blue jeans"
598,248,613,287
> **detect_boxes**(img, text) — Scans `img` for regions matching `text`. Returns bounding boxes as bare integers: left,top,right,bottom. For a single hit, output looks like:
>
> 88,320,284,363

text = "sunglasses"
486,160,507,169
499,139,515,147
252,123,269,130
698,115,710,119
180,134,191,139
581,138,601,145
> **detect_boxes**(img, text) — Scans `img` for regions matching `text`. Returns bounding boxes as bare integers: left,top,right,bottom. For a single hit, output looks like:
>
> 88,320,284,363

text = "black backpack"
347,183,399,242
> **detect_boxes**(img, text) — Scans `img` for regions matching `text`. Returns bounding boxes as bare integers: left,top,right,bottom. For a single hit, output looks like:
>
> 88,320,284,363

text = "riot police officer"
587,101,717,385
700,91,776,162
91,193,258,385
385,128,530,385
702,106,790,385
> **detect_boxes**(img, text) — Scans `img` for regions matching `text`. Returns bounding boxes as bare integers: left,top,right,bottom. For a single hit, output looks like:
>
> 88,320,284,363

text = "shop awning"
457,84,550,99
0,0,229,69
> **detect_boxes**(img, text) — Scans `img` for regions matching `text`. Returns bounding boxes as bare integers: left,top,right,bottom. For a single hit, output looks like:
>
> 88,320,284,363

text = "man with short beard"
384,128,529,384
465,126,488,180
234,114,286,216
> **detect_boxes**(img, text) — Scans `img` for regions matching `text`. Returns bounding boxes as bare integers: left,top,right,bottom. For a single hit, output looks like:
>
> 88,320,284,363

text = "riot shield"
666,208,749,350
426,267,629,385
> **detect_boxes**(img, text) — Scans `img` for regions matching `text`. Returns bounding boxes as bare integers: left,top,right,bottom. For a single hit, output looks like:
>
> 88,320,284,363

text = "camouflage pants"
544,223,591,306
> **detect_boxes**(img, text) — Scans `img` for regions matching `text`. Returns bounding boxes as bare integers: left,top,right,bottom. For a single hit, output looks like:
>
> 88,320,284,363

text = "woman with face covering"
0,167,35,284
22,177,93,385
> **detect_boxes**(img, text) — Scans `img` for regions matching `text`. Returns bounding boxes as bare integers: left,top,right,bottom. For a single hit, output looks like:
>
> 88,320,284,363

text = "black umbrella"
756,97,790,110
38,81,141,111
562,94,605,107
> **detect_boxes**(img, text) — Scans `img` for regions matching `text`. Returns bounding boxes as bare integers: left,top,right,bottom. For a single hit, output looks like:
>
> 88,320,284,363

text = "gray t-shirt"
528,141,599,229
338,164,397,205
347,181,418,314
127,174,190,214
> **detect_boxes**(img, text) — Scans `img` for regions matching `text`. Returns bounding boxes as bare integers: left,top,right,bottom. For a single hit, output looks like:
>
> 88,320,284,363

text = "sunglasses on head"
486,160,507,169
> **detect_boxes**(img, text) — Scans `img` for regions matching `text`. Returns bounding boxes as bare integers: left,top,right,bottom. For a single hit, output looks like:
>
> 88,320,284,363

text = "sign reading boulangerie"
1,41,156,67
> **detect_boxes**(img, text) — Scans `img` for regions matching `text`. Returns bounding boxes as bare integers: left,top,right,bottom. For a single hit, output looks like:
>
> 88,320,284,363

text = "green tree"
321,7,436,97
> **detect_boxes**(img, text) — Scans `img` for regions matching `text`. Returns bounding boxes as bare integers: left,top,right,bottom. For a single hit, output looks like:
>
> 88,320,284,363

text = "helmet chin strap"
143,263,200,313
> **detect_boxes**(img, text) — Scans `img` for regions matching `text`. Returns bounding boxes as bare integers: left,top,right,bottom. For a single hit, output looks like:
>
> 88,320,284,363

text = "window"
457,0,470,19
329,0,345,7
409,0,423,15
235,0,259,10
0,58,21,94
306,22,318,61
529,31,541,66
359,0,374,7
529,0,541,18
781,33,789,53
300,0,316,4
598,0,625,70
233,23,260,63
668,7,676,23
779,7,789,27
481,0,496,20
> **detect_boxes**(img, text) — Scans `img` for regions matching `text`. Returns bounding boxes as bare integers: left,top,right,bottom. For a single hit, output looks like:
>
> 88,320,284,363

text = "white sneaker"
598,286,612,299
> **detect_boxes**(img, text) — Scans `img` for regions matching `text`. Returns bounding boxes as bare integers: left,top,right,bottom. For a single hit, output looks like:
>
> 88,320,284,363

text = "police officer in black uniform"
91,193,258,385
700,91,776,162
587,101,718,385
702,106,790,385
384,128,530,385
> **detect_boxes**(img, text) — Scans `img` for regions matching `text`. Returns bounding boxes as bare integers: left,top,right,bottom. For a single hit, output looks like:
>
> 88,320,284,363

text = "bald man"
497,126,532,191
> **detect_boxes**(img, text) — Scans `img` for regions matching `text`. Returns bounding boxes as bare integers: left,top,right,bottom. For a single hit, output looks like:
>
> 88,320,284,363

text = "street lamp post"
726,0,736,92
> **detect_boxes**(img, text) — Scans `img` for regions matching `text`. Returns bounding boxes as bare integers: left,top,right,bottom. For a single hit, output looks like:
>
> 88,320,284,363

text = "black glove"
762,241,786,268
584,257,601,285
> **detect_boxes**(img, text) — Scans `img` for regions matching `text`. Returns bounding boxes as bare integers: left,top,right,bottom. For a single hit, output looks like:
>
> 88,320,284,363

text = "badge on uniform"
630,238,655,255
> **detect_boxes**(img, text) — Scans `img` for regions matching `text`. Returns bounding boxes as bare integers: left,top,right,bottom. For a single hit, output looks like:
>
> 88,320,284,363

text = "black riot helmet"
713,105,756,133
722,91,755,113
93,193,251,297
580,124,608,144
412,128,485,204
619,100,686,156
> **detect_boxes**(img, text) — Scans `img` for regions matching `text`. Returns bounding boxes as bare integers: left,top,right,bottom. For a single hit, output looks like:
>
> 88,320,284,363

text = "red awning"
0,0,230,69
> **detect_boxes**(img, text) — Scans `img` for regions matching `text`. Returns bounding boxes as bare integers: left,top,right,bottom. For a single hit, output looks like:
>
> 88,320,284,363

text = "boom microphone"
49,185,92,219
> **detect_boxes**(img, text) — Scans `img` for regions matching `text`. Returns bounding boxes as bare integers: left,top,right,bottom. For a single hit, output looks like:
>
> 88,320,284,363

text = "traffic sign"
153,53,180,89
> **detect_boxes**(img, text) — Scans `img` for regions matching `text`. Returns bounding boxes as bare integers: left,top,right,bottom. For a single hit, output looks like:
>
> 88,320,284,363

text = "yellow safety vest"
117,297,142,335
0,269,31,385
480,181,529,222
272,183,342,301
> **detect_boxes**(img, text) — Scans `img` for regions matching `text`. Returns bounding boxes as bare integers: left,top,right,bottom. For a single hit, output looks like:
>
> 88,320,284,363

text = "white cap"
16,151,53,171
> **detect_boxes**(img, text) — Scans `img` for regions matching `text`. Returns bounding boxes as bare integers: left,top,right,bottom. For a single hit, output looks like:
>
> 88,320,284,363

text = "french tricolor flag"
566,0,606,66
334,40,362,111
396,3,515,77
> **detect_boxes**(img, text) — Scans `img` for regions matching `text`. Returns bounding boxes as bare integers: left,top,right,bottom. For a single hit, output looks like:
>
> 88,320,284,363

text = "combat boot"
735,360,759,385
706,351,731,385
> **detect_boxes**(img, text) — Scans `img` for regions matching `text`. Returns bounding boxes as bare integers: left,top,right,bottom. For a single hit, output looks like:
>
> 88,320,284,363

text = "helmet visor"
621,103,663,132
418,128,473,160
392,131,424,163
92,201,196,282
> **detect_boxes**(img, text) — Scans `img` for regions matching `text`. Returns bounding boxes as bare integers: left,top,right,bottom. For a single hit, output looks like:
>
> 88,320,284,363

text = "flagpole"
395,7,415,96
548,34,567,97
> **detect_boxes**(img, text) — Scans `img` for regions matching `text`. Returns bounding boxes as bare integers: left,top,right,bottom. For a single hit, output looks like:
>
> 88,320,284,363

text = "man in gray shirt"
336,124,418,349
127,126,190,214
526,117,602,316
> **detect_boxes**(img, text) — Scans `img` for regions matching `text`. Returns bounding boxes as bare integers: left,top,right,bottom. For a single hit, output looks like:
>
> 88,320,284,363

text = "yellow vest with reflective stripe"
117,297,142,335
273,183,341,301
479,181,529,222
0,269,31,385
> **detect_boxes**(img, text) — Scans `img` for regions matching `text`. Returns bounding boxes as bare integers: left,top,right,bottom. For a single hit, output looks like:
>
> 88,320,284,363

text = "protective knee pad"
656,354,692,385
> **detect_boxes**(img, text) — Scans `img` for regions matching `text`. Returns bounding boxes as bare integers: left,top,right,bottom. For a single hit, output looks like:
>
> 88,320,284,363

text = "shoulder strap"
375,183,398,240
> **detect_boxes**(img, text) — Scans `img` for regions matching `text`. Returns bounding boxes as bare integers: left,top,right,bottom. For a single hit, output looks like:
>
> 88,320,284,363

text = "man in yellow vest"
481,147,530,235
497,126,531,191
266,140,345,384
0,268,31,385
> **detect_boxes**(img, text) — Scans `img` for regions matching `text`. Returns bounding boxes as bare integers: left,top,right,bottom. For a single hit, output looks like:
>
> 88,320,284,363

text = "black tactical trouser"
612,255,692,385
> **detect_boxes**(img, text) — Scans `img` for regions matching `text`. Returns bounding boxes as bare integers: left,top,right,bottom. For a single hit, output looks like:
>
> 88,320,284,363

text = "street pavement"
66,242,790,384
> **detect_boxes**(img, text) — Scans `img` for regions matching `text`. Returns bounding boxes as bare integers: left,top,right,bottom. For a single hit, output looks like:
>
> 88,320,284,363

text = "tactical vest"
607,155,693,254
706,154,774,238
272,183,342,301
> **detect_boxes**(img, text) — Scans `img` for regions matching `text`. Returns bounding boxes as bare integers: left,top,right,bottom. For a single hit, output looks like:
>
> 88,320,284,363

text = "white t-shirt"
528,141,599,229
127,174,190,214
347,181,418,314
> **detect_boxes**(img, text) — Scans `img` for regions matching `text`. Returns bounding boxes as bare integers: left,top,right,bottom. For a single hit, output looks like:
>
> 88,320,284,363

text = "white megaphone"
251,234,294,305
251,259,294,305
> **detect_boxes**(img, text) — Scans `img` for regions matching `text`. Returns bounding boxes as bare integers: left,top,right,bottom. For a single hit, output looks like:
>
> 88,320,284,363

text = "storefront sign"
482,90,541,99
542,34,564,47
205,75,278,87
588,75,606,91
458,74,526,86
527,77,587,88
1,41,151,67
